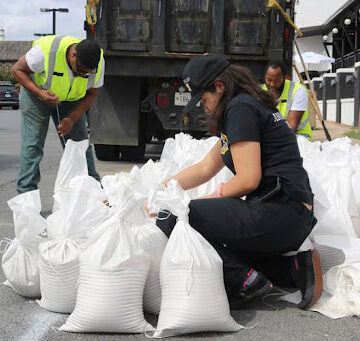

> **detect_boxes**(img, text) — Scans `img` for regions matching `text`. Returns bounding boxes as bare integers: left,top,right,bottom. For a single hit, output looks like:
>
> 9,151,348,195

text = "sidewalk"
312,120,360,144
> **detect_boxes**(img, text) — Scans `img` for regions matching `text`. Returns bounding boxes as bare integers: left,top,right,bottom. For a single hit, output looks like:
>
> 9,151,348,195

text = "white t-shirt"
289,85,308,112
25,45,105,89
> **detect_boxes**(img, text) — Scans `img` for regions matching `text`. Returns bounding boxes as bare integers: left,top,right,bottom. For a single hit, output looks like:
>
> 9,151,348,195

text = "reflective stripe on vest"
298,117,309,130
88,70,96,89
285,81,296,119
43,36,62,90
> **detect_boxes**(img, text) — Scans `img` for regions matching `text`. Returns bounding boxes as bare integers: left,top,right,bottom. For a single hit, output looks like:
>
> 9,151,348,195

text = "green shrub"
0,63,16,84
346,129,360,140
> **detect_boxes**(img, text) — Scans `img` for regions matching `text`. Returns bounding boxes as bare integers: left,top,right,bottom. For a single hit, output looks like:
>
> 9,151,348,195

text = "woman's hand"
144,200,157,218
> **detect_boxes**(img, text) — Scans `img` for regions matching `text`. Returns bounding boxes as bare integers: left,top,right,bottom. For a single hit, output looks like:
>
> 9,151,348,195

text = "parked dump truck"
86,0,295,161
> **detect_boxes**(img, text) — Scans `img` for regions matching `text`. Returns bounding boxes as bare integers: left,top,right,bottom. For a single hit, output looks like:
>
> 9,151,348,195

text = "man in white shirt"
12,36,105,193
263,61,313,140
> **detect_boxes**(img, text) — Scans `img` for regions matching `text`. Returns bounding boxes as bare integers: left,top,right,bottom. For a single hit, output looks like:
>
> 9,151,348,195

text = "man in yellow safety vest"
12,35,105,193
263,61,313,140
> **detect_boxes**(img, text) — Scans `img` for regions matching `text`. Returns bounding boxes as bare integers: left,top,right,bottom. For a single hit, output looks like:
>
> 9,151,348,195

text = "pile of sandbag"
14,133,360,335
135,133,233,198
296,136,360,318
1,136,244,337
60,188,155,333
38,183,109,313
297,136,360,238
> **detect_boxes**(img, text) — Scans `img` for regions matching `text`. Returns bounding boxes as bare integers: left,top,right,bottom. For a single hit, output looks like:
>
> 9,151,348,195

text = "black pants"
156,190,317,295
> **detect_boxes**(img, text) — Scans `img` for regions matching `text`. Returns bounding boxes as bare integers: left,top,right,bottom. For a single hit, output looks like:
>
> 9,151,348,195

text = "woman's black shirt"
220,92,314,205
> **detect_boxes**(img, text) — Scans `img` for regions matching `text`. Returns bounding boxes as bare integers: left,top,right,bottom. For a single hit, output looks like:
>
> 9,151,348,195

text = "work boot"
294,250,323,309
229,271,273,309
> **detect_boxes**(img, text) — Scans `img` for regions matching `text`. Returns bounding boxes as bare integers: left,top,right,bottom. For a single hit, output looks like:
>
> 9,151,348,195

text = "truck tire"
120,142,145,162
12,105,19,110
94,144,120,161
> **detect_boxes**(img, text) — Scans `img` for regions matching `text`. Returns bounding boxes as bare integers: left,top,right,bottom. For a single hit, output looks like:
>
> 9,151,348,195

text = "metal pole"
52,10,56,35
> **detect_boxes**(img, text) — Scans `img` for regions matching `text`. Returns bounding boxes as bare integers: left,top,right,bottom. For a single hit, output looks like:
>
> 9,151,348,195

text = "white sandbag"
138,159,175,195
52,139,89,212
131,216,168,314
160,133,234,200
311,263,360,318
101,168,152,207
148,181,242,337
300,138,358,238
309,235,360,318
103,172,167,314
101,172,132,205
38,239,81,313
282,138,360,317
313,235,360,267
310,292,355,319
297,135,321,157
60,206,153,333
307,176,330,224
103,171,168,314
186,166,233,200
68,175,106,202
1,190,46,297
38,188,109,313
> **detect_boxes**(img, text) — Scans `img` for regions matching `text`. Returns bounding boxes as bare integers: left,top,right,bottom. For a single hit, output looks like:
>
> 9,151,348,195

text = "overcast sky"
0,0,85,41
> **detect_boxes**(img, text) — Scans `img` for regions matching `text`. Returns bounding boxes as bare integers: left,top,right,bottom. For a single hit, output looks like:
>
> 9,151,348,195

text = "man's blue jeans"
17,87,100,193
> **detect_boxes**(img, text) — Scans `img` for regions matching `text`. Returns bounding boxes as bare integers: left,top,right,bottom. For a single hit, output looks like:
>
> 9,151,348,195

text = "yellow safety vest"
262,80,313,140
33,35,103,102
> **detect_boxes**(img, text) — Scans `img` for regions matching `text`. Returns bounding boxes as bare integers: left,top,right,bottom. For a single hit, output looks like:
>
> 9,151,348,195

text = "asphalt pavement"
0,108,359,341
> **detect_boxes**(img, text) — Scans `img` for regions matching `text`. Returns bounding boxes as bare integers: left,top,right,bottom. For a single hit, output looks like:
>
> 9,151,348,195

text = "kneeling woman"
155,55,322,309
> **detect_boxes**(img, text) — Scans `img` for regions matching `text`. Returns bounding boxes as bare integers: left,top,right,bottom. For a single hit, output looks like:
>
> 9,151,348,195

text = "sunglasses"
75,57,91,77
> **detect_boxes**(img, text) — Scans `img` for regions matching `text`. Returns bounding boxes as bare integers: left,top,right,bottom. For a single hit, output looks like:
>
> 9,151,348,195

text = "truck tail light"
284,28,290,42
156,92,170,106
12,90,19,96
171,79,180,88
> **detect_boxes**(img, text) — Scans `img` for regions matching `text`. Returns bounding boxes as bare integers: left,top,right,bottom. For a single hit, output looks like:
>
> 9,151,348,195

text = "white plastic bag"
309,235,360,318
131,214,168,314
148,180,242,337
52,139,89,212
38,187,109,313
60,195,153,333
103,171,168,314
160,133,233,200
311,263,360,318
68,175,106,202
1,190,46,297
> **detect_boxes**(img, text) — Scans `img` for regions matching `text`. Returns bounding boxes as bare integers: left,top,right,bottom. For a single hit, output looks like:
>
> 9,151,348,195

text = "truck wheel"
12,105,19,110
94,144,120,161
120,142,145,162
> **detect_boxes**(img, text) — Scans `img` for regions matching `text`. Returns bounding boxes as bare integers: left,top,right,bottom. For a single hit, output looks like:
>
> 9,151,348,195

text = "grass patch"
345,129,360,140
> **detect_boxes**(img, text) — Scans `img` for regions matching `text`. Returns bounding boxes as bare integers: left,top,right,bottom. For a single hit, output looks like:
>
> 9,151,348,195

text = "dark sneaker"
295,250,323,309
229,272,273,309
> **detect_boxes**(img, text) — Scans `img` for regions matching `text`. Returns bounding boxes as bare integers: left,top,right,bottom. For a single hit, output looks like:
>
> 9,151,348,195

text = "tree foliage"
0,63,16,84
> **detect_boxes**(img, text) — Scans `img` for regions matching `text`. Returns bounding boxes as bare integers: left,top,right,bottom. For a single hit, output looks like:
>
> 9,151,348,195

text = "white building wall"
296,35,331,56
295,0,349,28
292,0,344,81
